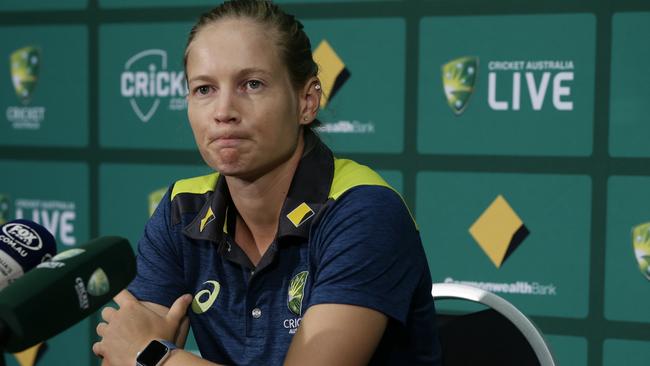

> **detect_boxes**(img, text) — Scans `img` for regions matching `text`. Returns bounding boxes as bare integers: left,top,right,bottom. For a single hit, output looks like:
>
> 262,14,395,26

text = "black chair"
432,283,556,366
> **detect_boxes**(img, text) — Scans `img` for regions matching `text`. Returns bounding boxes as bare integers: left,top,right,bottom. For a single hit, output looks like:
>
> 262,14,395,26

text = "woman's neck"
225,133,305,264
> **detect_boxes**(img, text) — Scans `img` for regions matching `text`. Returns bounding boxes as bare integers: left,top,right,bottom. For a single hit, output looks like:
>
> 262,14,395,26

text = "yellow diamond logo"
13,342,46,366
469,195,529,268
286,202,314,228
199,206,215,232
313,40,350,109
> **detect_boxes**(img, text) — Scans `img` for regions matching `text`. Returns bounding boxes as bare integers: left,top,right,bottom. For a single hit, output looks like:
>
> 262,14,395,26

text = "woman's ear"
299,77,322,125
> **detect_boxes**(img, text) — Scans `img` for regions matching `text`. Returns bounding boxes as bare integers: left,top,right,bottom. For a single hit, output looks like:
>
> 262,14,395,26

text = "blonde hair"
184,0,318,90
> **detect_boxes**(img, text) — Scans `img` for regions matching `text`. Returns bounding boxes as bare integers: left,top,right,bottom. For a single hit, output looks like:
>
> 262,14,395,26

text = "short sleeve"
308,186,428,325
127,187,186,308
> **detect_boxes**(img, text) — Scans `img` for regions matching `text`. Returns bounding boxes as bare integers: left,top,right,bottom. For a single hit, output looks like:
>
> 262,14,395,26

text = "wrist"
136,339,177,366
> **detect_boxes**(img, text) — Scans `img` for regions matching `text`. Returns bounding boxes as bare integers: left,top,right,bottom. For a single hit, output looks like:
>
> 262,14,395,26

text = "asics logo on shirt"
192,280,220,314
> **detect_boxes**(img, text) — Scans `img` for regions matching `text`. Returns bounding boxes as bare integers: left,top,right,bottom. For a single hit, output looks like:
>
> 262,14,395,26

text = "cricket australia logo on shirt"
283,271,308,334
192,280,220,314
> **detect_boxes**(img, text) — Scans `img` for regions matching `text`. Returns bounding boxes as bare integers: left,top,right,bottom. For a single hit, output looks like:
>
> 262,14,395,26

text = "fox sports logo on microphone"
1,222,43,250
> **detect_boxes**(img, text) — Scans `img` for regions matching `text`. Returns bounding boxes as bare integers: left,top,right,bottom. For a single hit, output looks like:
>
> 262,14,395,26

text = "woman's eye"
195,86,211,95
246,80,262,90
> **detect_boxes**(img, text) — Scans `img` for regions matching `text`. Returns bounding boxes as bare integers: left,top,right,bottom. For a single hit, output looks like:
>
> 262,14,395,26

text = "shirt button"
251,308,262,319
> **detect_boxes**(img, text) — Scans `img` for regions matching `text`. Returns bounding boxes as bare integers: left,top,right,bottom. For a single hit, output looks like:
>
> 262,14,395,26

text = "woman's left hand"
92,289,192,366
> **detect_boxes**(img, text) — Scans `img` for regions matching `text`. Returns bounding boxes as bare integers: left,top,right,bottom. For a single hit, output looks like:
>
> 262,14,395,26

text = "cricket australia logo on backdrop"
120,49,187,123
14,198,77,246
442,55,576,114
6,46,46,130
486,59,574,111
441,56,478,115
147,187,167,218
283,271,308,334
632,222,650,281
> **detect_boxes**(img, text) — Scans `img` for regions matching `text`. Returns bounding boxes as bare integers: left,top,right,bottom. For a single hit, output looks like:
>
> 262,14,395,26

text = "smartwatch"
136,339,177,366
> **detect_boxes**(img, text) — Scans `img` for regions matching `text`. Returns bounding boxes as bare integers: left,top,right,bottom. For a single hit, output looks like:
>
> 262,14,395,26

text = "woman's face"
185,18,310,181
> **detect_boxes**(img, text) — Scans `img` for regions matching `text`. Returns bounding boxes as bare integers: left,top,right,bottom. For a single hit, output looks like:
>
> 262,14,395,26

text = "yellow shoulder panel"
329,159,391,199
329,159,418,229
171,172,220,200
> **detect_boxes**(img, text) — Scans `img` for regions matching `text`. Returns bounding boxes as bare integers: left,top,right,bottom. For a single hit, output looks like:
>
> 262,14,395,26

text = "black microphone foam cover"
0,236,135,352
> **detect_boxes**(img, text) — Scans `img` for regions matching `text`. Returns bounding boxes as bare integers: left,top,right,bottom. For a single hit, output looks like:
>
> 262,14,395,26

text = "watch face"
137,340,168,366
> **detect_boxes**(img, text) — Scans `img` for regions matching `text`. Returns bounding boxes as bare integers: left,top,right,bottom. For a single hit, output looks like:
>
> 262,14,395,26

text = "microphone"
0,236,135,352
0,219,57,290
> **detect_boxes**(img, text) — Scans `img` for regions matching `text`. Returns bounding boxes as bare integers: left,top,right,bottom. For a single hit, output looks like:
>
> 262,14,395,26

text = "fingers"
92,341,103,357
167,294,192,323
93,342,111,365
97,306,115,337
113,289,137,306
96,322,107,337
101,306,116,322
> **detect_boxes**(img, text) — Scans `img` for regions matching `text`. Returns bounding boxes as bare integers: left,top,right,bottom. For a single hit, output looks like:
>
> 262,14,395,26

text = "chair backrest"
432,283,556,366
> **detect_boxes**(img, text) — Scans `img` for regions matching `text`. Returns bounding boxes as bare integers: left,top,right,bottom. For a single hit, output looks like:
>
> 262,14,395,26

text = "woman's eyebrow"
237,67,272,78
187,74,217,84
188,68,272,84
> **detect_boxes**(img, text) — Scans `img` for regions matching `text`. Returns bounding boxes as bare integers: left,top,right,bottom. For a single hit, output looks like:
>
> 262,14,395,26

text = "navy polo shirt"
128,136,442,365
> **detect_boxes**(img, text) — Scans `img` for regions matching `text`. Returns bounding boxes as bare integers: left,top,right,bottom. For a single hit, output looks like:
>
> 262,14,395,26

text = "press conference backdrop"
0,0,648,364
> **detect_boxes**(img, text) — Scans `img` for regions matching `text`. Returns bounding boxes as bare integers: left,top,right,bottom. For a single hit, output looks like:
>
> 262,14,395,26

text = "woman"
93,1,441,365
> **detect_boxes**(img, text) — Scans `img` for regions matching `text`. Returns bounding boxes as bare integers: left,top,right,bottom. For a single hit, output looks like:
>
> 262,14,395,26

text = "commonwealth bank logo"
469,195,529,268
632,222,650,280
12,342,47,366
441,56,478,115
10,46,40,104
288,271,308,316
286,202,314,228
313,40,350,110
313,40,374,134
192,280,220,314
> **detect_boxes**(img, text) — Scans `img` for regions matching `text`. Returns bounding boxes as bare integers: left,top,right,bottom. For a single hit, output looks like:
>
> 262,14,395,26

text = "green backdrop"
1,0,649,365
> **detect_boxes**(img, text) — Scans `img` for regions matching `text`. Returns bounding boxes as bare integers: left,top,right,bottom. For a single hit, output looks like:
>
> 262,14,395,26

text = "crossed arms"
93,290,387,366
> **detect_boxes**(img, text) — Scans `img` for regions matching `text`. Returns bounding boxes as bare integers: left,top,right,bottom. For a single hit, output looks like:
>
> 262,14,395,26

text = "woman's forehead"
186,18,284,76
